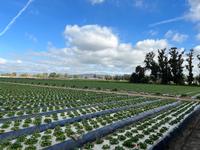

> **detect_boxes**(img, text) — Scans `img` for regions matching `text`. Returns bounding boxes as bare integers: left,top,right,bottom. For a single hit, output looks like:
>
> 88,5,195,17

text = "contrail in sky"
0,0,34,37
149,16,185,27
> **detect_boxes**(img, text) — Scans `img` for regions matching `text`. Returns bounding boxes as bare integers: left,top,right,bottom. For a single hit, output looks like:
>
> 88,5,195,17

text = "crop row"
0,100,174,149
0,83,142,118
0,78,200,96
81,101,199,150
0,97,153,133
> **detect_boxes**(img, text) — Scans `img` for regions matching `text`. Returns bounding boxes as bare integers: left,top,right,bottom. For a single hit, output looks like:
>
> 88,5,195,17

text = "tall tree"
135,65,145,80
130,65,145,83
158,49,171,84
169,47,184,84
197,55,200,84
198,54,200,70
186,49,194,85
144,51,159,81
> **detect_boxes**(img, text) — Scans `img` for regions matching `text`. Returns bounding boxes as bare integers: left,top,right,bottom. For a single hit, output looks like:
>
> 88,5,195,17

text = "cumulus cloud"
135,39,168,50
29,25,168,74
89,0,105,5
165,30,188,43
0,24,169,74
64,25,118,51
3,24,200,75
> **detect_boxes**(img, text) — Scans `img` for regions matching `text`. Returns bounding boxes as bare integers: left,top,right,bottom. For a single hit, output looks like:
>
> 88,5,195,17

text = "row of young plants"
0,96,146,122
0,97,151,132
81,101,199,150
0,99,164,142
1,78,200,97
0,82,136,117
0,100,174,149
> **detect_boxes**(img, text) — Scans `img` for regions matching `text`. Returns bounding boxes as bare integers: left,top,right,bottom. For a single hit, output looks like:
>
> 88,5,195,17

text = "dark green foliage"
130,65,147,83
186,49,194,85
102,144,110,149
96,138,104,144
158,48,171,84
114,146,125,150
169,47,184,84
84,143,94,149
144,51,159,81
122,139,133,148
10,142,22,149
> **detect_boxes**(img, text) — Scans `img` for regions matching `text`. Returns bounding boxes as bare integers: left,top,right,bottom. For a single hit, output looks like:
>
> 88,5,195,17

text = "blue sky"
0,0,200,74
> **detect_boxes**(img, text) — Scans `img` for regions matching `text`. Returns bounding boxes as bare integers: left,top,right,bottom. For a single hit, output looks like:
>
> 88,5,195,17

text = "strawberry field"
0,78,200,97
0,82,199,150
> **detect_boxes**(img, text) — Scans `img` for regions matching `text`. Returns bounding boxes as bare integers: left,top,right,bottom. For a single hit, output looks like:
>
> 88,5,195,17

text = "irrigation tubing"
0,99,161,141
0,97,144,123
44,101,181,150
0,95,130,112
150,105,200,150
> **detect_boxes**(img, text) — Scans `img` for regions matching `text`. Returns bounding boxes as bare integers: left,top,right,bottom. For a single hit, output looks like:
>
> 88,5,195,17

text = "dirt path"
1,81,199,102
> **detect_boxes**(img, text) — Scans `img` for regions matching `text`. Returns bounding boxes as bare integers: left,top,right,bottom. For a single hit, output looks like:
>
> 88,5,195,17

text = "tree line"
130,47,200,85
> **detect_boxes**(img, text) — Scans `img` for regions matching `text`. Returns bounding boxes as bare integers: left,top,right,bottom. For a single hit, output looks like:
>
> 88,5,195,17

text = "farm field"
0,82,200,150
0,78,200,97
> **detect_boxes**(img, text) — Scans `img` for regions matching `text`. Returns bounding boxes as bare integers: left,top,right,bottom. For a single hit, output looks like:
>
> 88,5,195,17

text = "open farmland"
0,81,199,150
0,78,200,98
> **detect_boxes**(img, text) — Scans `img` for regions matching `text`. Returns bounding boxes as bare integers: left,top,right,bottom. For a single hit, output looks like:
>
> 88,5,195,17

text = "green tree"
48,72,57,78
197,55,200,84
144,51,159,81
186,49,194,85
130,65,146,83
169,47,184,84
158,49,171,84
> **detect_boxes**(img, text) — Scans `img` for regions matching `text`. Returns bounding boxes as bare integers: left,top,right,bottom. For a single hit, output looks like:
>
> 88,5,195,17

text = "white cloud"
165,30,188,43
194,45,200,50
172,33,188,43
29,25,168,74
185,0,200,42
0,24,169,74
135,39,168,50
0,0,34,37
0,58,7,65
64,25,118,51
89,0,105,5
186,0,200,22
